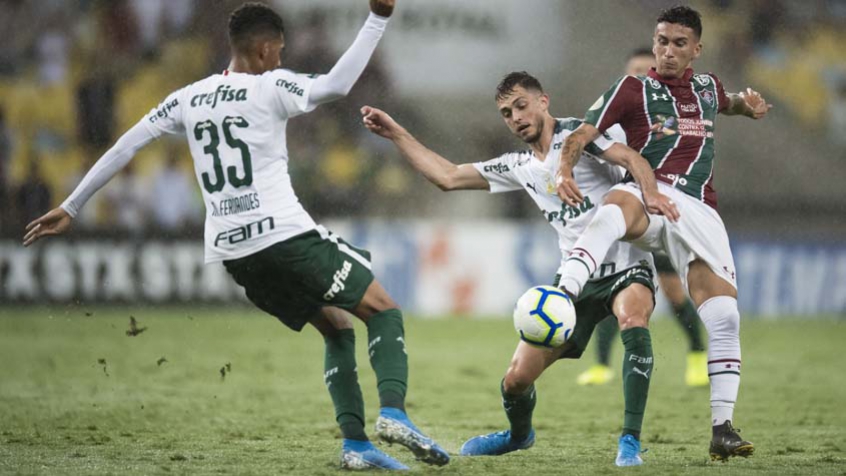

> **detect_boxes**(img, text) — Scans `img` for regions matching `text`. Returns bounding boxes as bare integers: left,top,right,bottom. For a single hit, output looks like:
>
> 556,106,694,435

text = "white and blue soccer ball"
513,285,577,348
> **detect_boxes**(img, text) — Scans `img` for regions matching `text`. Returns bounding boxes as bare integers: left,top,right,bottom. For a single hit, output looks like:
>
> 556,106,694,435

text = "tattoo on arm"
561,130,587,167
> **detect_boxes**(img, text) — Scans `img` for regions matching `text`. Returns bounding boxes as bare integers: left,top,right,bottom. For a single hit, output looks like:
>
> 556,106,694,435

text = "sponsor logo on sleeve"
483,163,510,174
149,99,179,123
275,79,304,97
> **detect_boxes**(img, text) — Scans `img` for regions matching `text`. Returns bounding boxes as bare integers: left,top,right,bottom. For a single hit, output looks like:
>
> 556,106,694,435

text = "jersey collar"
647,67,694,87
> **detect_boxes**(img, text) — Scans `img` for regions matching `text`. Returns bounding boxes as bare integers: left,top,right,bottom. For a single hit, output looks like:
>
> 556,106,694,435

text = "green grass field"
0,306,844,475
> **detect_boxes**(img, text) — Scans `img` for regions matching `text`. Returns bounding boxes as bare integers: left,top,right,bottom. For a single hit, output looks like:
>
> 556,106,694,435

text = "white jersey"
60,13,388,263
142,69,319,263
473,118,653,280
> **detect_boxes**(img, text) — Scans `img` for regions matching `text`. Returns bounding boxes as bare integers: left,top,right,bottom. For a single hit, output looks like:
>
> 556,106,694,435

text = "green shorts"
223,228,375,332
553,265,655,359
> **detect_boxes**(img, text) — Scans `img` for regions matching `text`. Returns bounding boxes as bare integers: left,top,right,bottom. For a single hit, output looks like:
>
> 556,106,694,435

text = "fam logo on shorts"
324,261,353,300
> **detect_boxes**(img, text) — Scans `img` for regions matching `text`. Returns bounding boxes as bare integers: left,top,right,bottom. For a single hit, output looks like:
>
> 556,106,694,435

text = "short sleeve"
584,76,642,133
711,73,731,113
143,89,186,138
265,69,319,119
472,153,523,193
584,125,625,156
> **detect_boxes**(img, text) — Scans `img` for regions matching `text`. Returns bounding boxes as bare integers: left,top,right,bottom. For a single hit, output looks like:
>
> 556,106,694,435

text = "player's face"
652,22,701,78
625,55,656,76
497,87,549,144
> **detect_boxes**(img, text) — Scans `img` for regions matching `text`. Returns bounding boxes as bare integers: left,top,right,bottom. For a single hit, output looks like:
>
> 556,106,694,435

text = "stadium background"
1,0,844,317
1,1,845,475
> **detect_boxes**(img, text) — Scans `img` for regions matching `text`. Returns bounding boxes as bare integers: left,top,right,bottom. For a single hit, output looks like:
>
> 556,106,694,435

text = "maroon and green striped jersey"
584,68,729,209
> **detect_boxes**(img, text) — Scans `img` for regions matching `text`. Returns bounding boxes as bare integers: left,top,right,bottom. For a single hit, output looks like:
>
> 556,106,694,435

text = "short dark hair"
656,5,702,39
495,71,543,101
229,2,285,52
628,47,654,60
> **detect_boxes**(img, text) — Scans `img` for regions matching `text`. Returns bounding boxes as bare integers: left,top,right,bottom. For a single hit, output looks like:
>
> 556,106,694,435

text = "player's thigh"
611,283,655,330
604,189,652,241
687,259,737,307
660,187,738,295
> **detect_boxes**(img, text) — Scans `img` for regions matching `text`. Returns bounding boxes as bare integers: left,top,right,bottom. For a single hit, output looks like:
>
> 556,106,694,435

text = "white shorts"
612,181,738,291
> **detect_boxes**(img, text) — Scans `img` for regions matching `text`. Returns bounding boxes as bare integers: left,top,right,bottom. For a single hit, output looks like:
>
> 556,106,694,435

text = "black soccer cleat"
709,421,754,462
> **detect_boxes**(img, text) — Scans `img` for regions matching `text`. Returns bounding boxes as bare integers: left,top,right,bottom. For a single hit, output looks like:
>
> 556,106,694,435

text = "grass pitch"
0,306,844,475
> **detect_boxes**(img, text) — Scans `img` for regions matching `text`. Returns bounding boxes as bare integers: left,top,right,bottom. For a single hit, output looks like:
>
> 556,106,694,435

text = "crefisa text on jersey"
190,85,248,108
148,99,179,124
275,78,304,97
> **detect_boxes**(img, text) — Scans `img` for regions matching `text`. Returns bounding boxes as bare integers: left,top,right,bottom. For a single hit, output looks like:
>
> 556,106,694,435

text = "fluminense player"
362,71,677,467
578,48,708,388
22,1,449,471
554,6,771,461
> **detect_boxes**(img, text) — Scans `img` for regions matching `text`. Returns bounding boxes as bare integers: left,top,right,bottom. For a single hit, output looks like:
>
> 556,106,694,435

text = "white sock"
698,296,741,426
559,204,627,297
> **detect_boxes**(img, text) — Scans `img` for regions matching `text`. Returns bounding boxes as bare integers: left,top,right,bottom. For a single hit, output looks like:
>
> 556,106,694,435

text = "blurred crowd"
700,0,846,146
0,0,415,237
0,0,843,237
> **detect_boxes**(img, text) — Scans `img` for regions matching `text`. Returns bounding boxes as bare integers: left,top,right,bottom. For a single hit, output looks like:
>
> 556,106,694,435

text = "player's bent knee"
617,312,649,331
699,297,740,339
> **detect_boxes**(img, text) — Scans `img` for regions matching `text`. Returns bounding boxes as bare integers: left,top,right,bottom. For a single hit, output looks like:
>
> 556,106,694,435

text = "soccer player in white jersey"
22,1,449,471
362,71,677,466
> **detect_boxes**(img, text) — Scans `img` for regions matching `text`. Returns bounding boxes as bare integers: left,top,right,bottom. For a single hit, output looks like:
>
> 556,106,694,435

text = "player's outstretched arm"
602,143,680,221
361,106,489,191
724,88,772,119
22,120,158,246
307,1,394,107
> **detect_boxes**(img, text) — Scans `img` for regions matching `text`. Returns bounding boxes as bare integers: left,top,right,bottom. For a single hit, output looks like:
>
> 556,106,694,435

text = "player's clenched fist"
370,0,395,17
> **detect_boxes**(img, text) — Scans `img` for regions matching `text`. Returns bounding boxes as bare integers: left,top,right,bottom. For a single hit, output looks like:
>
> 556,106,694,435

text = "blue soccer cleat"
459,429,535,456
615,434,644,467
374,407,450,466
340,439,409,471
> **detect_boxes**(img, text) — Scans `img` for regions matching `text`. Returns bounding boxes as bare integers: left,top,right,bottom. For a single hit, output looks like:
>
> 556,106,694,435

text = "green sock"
672,299,706,352
595,315,618,366
501,379,536,441
366,309,408,411
621,327,653,440
324,329,367,441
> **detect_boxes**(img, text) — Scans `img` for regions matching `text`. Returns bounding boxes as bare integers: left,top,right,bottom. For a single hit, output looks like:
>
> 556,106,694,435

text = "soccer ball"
513,285,576,348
